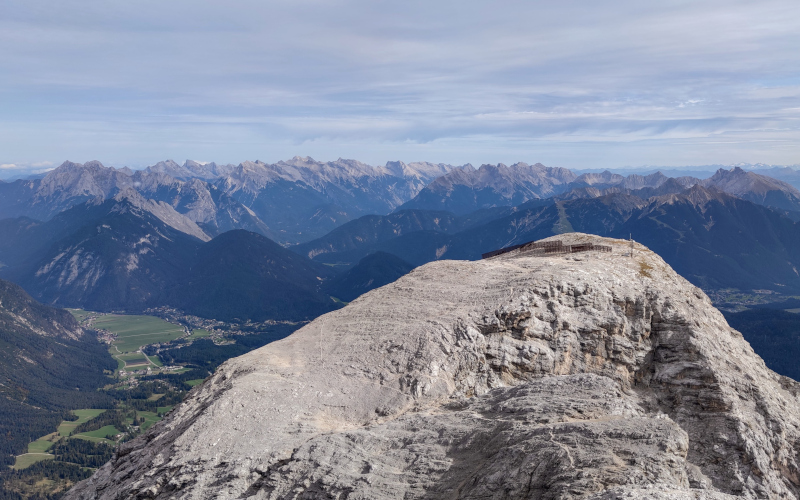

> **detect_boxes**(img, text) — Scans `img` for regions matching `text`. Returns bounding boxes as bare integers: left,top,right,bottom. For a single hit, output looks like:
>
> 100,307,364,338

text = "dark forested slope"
0,279,115,467
166,230,339,322
724,309,800,381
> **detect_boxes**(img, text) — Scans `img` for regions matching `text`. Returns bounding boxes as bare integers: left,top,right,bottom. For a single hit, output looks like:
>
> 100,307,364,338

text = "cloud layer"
2,0,799,169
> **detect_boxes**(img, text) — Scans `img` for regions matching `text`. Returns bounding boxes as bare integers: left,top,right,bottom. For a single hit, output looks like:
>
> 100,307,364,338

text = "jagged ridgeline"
65,235,800,499
4,160,800,322
0,279,115,467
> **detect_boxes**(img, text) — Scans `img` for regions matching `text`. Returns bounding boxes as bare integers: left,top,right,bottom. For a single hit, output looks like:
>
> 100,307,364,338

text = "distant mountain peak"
399,161,578,214
701,167,800,212
110,188,211,241
650,184,731,210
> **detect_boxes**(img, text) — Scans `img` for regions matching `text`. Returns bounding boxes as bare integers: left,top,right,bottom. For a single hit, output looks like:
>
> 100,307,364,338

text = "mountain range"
398,164,800,217
0,158,464,245
295,184,800,295
2,158,800,321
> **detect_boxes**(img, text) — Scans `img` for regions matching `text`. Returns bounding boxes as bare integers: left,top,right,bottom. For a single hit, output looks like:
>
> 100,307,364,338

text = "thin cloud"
0,0,798,168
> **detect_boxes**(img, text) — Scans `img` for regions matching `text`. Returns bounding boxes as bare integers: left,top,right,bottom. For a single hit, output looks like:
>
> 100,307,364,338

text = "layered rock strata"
67,234,800,499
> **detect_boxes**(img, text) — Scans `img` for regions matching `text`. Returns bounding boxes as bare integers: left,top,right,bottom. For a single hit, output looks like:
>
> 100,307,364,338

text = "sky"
1,0,800,176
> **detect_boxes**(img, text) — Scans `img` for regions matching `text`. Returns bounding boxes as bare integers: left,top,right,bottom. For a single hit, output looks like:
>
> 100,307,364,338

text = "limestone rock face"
66,234,800,499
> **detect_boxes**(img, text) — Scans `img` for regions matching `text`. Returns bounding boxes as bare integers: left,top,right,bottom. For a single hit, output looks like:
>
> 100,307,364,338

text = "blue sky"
1,0,800,174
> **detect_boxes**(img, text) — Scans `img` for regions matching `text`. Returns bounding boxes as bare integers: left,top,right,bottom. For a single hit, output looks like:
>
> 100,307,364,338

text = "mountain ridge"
296,185,800,296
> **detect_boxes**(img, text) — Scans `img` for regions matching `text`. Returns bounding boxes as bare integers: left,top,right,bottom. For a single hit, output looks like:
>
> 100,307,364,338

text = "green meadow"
92,314,185,352
138,411,161,431
191,328,212,338
27,437,56,454
57,409,107,437
12,453,54,470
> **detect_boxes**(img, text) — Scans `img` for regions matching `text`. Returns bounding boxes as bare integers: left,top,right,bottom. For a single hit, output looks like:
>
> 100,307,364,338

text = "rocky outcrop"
66,234,800,499
0,277,84,340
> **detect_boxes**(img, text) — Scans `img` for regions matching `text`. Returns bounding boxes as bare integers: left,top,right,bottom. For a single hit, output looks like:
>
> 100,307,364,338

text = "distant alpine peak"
651,183,728,208
383,160,466,180
398,161,580,214
706,165,799,192
110,187,211,242
433,161,578,189
699,166,800,212
145,159,232,180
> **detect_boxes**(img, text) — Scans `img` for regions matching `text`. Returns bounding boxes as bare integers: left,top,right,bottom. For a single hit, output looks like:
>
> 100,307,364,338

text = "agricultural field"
157,405,174,415
72,426,119,443
27,435,57,454
12,434,59,469
191,328,213,338
138,411,161,431
58,409,107,437
67,308,95,322
69,310,190,372
116,352,151,369
12,453,54,470
92,314,185,352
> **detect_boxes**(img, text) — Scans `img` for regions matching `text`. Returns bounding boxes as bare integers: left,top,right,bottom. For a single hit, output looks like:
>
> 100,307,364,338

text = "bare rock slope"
67,234,800,499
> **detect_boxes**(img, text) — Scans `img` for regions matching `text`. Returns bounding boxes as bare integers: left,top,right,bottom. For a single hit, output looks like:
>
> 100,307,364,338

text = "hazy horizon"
4,157,800,182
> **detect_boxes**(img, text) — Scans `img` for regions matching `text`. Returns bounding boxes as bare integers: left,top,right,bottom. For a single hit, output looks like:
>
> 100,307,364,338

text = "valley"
6,0,800,496
76,311,188,371
0,297,300,498
4,159,800,498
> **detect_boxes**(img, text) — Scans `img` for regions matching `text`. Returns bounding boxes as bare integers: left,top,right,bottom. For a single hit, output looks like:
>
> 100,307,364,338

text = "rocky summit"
66,234,800,499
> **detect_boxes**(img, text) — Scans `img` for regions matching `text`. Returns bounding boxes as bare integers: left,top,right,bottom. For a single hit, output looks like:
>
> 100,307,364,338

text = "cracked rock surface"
66,234,800,499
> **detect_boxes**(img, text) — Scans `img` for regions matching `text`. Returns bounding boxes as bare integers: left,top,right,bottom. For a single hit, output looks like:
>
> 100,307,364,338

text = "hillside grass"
21,406,165,466
12,454,54,470
26,434,57,454
72,425,119,441
57,409,107,437
138,411,161,431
